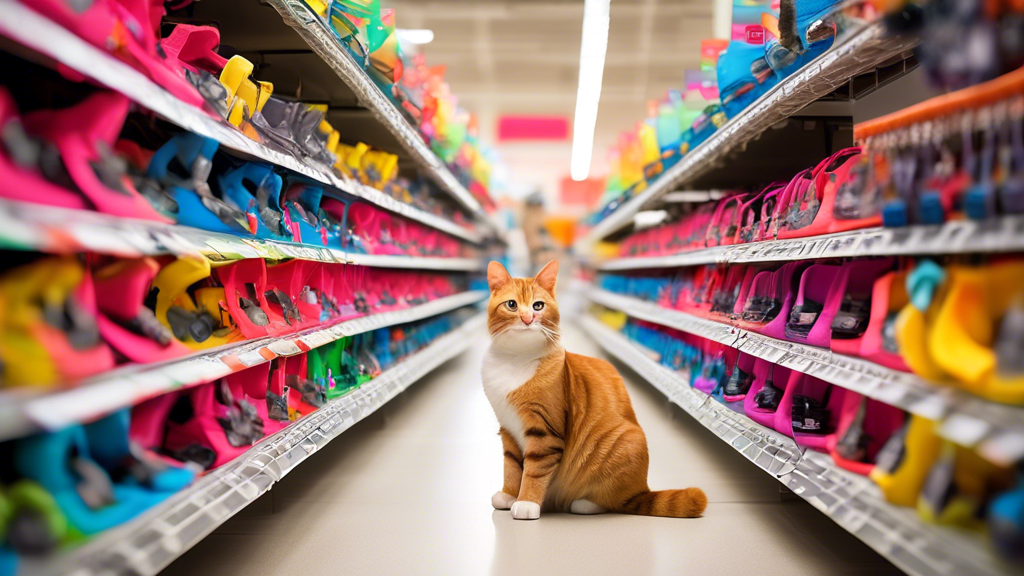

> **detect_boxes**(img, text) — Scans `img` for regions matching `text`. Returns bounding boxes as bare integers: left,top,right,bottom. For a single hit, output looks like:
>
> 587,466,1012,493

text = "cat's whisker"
536,324,561,344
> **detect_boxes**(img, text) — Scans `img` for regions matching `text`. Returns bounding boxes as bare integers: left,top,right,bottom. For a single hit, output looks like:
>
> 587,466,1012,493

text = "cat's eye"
505,300,517,310
533,302,544,311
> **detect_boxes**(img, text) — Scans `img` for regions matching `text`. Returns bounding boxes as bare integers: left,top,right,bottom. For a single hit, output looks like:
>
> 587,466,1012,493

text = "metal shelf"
343,253,484,271
0,199,486,271
597,216,1024,271
0,291,487,442
575,22,919,251
0,0,486,245
586,288,1024,467
17,313,486,576
580,314,1018,576
260,0,506,237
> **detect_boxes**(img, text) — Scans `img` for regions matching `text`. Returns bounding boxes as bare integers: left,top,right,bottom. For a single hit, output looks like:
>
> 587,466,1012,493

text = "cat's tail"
617,488,707,518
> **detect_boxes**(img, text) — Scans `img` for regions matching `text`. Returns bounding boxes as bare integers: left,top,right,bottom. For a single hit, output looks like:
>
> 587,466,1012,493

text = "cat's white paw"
510,500,541,520
492,491,516,510
570,499,607,515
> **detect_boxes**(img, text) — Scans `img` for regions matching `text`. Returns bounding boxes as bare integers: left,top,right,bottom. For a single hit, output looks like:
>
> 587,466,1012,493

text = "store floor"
162,317,901,576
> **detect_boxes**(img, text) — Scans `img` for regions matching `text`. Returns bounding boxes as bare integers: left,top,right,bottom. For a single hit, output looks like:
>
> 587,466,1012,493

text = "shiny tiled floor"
162,318,901,576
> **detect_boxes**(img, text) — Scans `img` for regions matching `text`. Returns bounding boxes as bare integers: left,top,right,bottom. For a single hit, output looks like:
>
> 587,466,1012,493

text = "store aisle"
162,318,900,576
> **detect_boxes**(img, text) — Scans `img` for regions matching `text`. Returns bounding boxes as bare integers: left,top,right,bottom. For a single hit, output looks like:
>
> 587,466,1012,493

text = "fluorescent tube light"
569,0,611,182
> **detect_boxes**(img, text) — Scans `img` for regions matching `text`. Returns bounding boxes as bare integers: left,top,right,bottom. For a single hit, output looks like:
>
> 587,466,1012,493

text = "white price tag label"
939,414,991,447
269,339,303,357
906,394,948,421
237,350,268,367
871,382,908,406
977,431,1024,466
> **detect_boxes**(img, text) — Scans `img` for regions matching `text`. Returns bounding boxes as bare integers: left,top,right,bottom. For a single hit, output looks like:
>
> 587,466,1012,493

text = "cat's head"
486,260,560,352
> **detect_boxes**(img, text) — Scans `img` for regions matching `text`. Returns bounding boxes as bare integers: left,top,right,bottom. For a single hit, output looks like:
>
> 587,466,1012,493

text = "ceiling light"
396,29,435,45
569,0,611,182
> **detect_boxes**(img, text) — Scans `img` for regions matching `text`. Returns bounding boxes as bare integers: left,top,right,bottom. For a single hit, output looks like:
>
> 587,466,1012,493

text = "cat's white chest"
481,349,539,449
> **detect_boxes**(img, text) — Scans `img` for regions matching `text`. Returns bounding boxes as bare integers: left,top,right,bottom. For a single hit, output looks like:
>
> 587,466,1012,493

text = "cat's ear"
534,260,558,294
487,261,512,292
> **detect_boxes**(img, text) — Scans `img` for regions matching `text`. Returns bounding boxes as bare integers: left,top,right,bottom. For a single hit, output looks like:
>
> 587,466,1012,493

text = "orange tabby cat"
482,260,707,520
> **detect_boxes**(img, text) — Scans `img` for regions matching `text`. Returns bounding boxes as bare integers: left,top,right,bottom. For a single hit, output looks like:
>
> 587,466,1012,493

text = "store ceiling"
386,0,714,201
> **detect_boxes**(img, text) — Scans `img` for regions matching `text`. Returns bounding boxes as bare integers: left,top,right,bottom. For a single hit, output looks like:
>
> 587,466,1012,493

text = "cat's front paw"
492,491,516,510
510,500,541,520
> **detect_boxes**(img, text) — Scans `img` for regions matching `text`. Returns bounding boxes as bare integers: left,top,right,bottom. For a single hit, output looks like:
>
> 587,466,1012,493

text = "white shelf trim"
597,216,1024,271
0,291,486,441
343,253,484,271
581,314,1017,576
19,313,486,576
586,288,1024,466
576,22,918,250
0,0,486,244
0,199,486,271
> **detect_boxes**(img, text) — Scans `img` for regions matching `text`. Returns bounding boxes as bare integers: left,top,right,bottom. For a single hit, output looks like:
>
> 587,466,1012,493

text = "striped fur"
483,261,707,520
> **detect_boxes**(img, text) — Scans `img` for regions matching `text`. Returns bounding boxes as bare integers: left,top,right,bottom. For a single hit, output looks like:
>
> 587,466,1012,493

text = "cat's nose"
520,313,534,325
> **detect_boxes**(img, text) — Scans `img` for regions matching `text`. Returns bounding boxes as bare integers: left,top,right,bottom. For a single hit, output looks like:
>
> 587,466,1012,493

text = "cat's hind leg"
569,499,607,515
